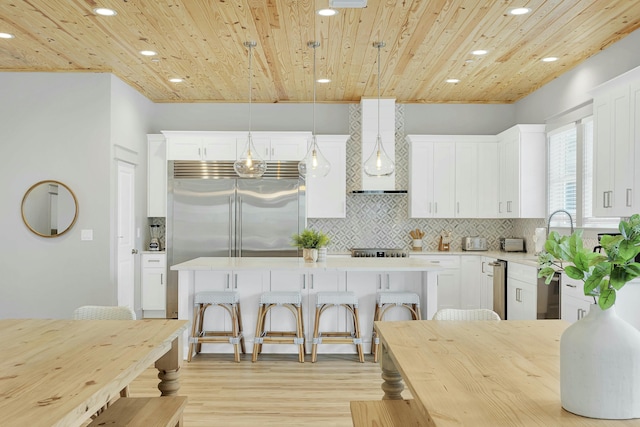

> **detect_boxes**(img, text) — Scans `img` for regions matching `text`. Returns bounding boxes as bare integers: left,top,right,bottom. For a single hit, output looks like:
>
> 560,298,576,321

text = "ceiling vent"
329,0,367,8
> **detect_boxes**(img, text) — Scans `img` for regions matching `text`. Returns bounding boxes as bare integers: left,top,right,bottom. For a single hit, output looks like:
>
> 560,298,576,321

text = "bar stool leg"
352,305,364,363
311,304,323,363
196,303,208,354
236,302,246,354
296,303,305,363
252,304,266,362
371,303,381,357
187,304,200,362
230,303,240,363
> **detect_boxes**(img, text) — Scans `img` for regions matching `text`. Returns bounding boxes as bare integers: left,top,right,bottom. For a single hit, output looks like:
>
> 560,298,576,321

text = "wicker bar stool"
311,291,364,363
252,291,305,363
371,291,421,362
188,291,245,363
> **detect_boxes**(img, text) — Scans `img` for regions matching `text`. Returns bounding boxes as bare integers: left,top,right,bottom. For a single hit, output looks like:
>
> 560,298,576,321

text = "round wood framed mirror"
21,180,79,238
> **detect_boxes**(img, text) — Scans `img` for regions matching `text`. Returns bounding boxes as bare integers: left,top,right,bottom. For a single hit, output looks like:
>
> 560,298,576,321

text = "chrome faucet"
546,209,574,238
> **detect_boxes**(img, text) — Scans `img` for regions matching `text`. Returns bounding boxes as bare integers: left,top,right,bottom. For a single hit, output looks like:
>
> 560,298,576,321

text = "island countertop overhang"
170,256,445,272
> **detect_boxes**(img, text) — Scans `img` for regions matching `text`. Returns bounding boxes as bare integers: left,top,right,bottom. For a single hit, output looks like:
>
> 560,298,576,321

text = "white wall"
515,27,640,123
0,73,152,319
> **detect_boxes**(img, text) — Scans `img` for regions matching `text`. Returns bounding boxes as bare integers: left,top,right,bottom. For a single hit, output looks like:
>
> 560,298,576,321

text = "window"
547,116,618,228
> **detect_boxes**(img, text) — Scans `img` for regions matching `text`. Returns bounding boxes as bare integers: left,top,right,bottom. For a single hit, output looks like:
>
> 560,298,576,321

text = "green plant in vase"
292,229,330,262
538,214,640,309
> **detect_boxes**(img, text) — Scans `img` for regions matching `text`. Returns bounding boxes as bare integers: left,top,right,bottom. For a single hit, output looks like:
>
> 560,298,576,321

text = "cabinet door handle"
386,274,390,290
507,201,512,213
377,274,382,290
301,274,306,290
457,202,460,214
627,189,633,207
434,203,438,214
160,274,164,285
226,274,230,289
198,148,201,157
234,274,238,289
428,202,432,214
498,201,502,213
310,274,314,290
204,147,207,157
566,283,577,288
516,288,522,302
602,192,607,208
148,259,160,263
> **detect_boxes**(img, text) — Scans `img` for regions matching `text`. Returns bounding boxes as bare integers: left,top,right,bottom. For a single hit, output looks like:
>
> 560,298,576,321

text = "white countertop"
170,256,445,272
408,250,540,268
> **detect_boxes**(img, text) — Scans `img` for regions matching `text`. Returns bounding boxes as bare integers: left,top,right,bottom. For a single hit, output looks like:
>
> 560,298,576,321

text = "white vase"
302,248,318,263
317,247,327,262
561,304,640,419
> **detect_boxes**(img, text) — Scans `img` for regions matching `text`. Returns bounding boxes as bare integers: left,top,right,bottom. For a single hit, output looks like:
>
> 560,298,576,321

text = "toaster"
462,236,487,251
500,237,526,252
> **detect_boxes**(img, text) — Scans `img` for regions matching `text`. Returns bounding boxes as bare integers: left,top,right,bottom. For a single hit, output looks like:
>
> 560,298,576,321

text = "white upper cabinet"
408,135,498,218
164,131,237,161
242,134,307,161
164,131,309,162
591,67,640,217
306,135,348,218
496,124,546,218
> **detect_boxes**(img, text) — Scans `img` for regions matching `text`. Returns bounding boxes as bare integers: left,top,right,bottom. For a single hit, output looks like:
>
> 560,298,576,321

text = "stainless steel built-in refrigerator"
166,160,305,318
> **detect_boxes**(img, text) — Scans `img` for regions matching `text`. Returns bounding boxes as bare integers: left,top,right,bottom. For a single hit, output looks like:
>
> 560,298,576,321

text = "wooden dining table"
375,319,640,426
0,318,189,427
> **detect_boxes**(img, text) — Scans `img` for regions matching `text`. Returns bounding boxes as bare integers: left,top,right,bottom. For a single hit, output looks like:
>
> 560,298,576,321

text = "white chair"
432,308,501,321
72,305,136,401
73,305,136,320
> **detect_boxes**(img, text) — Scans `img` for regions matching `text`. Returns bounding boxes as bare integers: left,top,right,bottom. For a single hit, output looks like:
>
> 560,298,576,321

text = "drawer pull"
565,284,577,288
148,259,160,263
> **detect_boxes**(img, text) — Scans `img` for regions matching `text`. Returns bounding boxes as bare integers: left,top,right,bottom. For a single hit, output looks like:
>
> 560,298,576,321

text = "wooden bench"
350,399,432,427
88,396,187,427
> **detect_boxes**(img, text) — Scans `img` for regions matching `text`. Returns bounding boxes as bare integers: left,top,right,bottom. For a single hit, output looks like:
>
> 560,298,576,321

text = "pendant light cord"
375,42,385,139
244,41,256,134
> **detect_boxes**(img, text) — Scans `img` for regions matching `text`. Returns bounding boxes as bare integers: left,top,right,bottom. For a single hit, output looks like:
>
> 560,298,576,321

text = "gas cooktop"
350,248,409,258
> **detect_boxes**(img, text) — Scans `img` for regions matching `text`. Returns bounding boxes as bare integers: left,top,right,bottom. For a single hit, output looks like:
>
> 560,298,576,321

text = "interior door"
117,161,135,310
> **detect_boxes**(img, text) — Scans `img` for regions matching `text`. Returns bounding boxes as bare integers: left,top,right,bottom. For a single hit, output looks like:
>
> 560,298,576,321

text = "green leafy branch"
291,228,330,249
538,214,640,310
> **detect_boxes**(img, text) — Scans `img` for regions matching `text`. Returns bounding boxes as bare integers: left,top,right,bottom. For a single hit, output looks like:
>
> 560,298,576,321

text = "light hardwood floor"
129,353,404,426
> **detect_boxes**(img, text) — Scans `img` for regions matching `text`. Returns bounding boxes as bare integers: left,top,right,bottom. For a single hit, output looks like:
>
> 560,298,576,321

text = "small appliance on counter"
438,230,451,251
461,236,487,251
499,237,525,252
149,224,161,251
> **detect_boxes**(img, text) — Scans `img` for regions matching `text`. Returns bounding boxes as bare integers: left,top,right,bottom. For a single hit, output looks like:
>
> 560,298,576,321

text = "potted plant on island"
538,213,640,420
292,228,330,262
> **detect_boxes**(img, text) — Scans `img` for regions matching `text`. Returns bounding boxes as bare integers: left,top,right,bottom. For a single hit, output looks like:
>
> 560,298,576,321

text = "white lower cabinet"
460,256,482,309
480,256,496,310
561,273,593,323
413,255,461,312
141,253,167,317
506,263,537,320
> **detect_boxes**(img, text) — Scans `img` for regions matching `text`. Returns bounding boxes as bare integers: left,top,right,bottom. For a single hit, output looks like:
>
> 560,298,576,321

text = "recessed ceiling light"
140,50,158,56
316,78,331,83
93,8,117,16
169,78,183,83
317,8,339,16
542,57,558,62
508,7,531,16
446,79,460,83
0,32,15,39
471,49,488,56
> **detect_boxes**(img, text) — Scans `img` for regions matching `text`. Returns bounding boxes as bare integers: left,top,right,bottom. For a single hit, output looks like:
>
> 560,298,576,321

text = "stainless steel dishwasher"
490,260,507,320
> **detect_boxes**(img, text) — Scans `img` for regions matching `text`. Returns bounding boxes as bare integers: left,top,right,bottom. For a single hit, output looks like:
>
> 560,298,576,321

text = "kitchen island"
170,257,443,359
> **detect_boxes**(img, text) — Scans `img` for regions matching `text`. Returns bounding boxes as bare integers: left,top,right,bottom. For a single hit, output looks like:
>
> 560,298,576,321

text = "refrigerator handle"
238,196,243,257
228,195,233,257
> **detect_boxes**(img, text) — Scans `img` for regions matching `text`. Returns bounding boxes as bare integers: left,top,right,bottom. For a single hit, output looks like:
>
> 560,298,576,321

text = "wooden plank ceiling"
1,0,639,103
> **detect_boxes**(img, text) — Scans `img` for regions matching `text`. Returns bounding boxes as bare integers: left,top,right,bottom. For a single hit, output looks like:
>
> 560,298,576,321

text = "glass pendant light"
364,41,395,177
299,41,331,178
234,41,267,178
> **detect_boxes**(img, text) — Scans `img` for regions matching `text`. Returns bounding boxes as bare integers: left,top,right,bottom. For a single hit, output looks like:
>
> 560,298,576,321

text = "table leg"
380,343,404,400
155,335,183,396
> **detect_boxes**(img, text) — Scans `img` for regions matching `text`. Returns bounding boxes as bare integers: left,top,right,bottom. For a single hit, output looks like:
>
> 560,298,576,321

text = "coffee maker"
149,224,161,251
